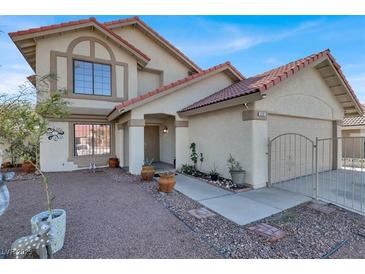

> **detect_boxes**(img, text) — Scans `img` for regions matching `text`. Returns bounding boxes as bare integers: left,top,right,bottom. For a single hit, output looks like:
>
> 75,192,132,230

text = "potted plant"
141,158,155,181
227,154,246,187
0,74,69,254
108,157,119,168
209,164,219,181
158,172,176,193
1,161,12,169
22,160,36,173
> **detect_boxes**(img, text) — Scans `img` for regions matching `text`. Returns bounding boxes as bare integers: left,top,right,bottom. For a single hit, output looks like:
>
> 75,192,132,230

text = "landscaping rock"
138,170,365,258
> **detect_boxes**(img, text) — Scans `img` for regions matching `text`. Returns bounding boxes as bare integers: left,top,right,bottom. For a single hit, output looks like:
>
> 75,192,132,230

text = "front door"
144,126,160,162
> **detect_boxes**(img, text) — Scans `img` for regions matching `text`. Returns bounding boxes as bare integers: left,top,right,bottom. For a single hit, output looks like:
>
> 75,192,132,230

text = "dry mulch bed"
134,173,365,259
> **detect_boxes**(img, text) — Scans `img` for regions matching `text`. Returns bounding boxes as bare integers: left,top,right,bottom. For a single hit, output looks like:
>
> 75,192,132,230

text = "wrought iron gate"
268,134,365,215
268,133,316,197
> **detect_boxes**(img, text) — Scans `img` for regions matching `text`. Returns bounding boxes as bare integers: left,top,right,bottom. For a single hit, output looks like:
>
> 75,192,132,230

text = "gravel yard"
1,168,365,259
136,173,365,259
0,169,219,259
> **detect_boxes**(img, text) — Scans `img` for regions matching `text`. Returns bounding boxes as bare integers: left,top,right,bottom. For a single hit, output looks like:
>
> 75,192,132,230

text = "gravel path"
0,169,220,258
136,173,365,259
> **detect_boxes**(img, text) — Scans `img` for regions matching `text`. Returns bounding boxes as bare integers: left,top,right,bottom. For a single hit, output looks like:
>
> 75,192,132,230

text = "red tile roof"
104,16,201,72
343,105,365,126
9,17,151,62
115,62,244,111
343,115,365,127
179,49,363,113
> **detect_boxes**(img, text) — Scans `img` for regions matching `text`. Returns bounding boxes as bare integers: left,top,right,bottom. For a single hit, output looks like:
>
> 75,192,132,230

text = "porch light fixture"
163,126,168,134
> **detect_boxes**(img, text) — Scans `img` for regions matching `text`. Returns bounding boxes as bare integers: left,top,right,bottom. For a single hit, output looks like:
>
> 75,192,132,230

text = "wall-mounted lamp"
163,126,168,134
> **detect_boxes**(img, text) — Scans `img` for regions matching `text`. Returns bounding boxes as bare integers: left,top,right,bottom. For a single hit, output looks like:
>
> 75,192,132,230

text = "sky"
0,15,365,101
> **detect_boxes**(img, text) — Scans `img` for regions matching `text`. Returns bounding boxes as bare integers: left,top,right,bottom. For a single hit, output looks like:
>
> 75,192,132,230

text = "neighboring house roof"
343,116,365,127
8,17,151,70
179,49,363,116
343,105,365,126
104,16,202,73
107,62,244,120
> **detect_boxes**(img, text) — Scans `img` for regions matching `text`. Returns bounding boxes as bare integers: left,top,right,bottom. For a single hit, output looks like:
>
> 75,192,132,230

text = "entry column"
128,119,145,175
175,120,189,170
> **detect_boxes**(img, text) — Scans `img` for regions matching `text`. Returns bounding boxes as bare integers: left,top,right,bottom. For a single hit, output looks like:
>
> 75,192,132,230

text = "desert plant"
143,158,154,166
0,74,69,216
199,152,204,169
227,154,243,172
208,163,219,181
181,164,197,175
189,142,198,168
209,163,219,176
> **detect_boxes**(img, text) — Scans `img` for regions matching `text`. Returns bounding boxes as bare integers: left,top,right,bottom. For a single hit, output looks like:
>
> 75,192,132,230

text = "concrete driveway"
0,170,220,259
175,174,311,225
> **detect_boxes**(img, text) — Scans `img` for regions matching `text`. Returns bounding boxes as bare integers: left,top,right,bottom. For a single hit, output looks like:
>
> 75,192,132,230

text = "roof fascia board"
10,21,150,67
324,56,363,116
11,22,95,42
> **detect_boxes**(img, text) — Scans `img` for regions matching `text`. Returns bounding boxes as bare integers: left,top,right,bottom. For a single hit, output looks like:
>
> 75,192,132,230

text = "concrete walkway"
175,174,312,225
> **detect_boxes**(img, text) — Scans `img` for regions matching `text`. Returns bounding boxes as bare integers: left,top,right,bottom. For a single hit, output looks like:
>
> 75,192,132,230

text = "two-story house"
9,16,363,189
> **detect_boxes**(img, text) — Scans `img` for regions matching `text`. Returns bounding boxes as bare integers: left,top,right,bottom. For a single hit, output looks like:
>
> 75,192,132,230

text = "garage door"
268,115,332,141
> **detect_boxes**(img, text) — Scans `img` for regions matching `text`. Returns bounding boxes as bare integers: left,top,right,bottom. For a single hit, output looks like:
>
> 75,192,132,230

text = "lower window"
74,124,111,156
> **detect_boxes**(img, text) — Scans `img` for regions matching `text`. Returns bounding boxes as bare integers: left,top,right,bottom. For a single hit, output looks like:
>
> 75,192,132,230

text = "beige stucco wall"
159,118,176,164
137,70,161,96
115,126,124,167
35,29,138,109
132,72,234,119
255,64,344,121
39,121,78,172
188,105,252,180
113,26,190,84
127,72,234,173
186,65,347,188
268,115,333,140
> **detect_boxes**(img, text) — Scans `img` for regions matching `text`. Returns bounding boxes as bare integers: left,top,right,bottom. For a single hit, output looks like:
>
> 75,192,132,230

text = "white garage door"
268,115,333,141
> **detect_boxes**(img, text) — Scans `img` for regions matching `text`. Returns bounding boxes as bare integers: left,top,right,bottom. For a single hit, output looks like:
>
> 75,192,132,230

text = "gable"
111,25,193,84
9,17,150,71
131,72,235,119
255,64,344,121
180,50,363,118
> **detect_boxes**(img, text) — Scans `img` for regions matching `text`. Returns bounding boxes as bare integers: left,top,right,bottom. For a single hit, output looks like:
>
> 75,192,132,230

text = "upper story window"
73,60,112,96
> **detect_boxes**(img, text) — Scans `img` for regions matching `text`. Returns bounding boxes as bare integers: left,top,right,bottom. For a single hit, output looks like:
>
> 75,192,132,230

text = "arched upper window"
50,36,128,101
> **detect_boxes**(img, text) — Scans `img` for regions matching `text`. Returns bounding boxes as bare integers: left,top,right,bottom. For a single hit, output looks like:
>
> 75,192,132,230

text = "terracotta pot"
1,161,12,169
141,165,155,181
158,173,176,193
108,157,119,168
22,160,36,173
